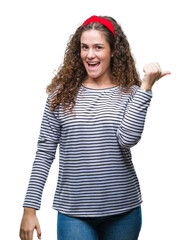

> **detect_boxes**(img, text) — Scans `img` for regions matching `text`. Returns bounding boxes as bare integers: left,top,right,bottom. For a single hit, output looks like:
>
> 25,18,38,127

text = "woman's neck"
82,76,117,89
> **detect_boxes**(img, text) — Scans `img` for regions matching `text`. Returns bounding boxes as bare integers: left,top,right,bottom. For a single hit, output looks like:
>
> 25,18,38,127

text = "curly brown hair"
46,16,140,113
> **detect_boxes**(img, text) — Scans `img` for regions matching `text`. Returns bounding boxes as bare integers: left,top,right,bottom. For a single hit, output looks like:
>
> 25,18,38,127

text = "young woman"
20,15,170,240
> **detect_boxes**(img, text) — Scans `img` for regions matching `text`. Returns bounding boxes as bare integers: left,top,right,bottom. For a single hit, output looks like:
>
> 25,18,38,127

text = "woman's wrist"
140,82,152,91
24,207,36,215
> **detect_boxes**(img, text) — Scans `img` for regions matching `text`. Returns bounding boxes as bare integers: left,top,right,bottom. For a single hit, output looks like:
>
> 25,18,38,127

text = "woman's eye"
81,45,88,50
96,46,102,50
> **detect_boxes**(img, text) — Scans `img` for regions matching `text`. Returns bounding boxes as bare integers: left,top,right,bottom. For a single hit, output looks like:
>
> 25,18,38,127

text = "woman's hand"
140,62,171,90
19,207,41,240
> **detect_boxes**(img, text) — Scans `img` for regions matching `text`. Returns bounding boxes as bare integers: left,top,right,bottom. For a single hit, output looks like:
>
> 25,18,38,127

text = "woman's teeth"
88,62,100,66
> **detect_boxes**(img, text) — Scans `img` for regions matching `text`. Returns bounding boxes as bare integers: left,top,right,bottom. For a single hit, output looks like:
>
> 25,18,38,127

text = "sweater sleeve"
116,87,152,148
23,96,61,210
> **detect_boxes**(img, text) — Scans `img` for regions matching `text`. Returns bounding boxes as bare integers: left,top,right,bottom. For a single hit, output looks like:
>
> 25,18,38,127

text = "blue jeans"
57,206,142,240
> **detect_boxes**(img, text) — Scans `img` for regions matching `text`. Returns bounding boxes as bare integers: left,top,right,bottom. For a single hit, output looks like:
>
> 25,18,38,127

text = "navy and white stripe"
23,84,152,217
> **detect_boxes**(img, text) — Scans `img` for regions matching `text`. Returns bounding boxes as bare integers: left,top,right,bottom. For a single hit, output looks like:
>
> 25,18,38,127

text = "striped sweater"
23,84,152,217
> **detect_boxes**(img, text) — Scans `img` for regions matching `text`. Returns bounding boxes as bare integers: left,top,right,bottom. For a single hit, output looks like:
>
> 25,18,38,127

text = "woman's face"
80,29,112,81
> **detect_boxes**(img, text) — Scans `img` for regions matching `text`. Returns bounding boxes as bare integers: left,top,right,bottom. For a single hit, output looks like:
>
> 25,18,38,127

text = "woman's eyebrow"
81,42,104,46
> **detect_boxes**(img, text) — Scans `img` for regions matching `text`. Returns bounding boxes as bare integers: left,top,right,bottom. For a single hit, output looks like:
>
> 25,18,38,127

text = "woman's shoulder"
130,84,140,92
47,89,59,101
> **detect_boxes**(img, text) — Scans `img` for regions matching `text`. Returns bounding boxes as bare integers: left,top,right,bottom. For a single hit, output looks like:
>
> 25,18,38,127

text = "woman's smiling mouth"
87,61,100,70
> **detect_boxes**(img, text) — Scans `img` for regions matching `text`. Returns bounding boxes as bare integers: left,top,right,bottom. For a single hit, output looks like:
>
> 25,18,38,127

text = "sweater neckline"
81,84,119,91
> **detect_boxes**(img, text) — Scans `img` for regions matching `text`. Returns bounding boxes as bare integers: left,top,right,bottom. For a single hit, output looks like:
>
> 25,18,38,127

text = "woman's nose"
87,48,95,59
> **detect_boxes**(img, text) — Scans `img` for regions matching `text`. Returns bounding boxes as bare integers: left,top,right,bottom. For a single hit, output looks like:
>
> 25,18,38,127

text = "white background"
1,0,190,239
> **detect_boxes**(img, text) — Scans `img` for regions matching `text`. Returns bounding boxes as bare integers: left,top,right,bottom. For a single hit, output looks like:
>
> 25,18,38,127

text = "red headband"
81,15,115,36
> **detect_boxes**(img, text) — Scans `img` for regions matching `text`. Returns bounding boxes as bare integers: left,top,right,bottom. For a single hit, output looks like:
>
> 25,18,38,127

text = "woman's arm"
116,62,170,148
20,95,61,239
116,87,152,148
23,97,61,209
